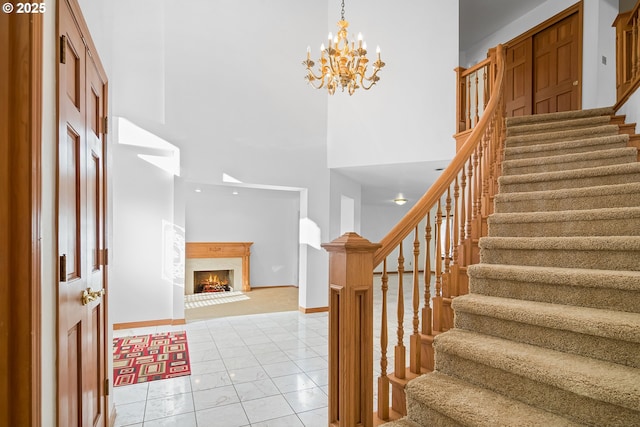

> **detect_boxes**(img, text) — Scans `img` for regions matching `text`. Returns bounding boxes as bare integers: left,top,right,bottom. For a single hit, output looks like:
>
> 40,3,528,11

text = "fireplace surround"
185,242,252,295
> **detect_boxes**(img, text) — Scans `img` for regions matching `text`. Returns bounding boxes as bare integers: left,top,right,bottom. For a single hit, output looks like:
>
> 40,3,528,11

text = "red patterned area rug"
113,331,191,387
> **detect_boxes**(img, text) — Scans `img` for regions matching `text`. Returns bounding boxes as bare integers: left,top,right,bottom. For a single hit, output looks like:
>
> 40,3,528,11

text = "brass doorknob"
573,80,579,86
82,287,105,305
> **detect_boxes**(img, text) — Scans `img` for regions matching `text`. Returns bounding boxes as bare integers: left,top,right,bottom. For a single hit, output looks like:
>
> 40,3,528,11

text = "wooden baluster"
410,227,421,374
394,244,406,380
432,201,443,332
474,71,480,126
378,259,389,421
467,76,472,130
460,169,467,244
422,213,432,336
630,15,640,80
444,187,452,279
471,149,480,223
465,158,473,240
475,144,483,220
452,176,460,296
483,65,490,110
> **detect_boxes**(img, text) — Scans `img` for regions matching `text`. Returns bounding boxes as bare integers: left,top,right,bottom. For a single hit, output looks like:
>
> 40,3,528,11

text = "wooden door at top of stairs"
505,10,581,117
58,0,109,426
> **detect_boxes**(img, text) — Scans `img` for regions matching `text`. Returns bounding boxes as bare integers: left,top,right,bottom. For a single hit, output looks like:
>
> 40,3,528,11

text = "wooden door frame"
0,11,43,427
505,1,584,111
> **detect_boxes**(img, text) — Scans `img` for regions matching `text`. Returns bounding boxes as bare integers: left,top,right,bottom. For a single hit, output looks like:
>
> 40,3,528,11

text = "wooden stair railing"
614,0,640,110
323,45,507,427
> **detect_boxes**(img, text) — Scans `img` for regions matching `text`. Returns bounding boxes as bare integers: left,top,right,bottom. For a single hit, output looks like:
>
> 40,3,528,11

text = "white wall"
110,144,177,324
185,185,300,287
327,0,459,169
329,170,362,241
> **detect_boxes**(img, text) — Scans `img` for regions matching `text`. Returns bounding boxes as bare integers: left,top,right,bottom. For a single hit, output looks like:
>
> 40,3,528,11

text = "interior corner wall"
329,170,362,241
111,144,176,324
582,0,618,109
327,0,459,169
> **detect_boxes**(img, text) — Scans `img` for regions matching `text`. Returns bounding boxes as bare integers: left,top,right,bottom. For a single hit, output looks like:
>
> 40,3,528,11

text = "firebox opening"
194,270,233,293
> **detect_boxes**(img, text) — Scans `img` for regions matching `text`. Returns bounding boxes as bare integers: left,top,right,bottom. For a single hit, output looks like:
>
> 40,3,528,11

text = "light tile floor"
113,311,330,427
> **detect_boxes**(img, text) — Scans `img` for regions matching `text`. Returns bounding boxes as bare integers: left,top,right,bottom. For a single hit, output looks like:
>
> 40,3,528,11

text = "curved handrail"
373,44,506,267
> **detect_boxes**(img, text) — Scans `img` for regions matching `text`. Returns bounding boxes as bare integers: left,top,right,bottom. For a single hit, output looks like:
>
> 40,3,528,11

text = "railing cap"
322,232,382,254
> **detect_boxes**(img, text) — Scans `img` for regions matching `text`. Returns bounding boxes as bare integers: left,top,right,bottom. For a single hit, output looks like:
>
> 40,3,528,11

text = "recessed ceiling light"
394,198,407,205
232,191,239,195
195,188,202,193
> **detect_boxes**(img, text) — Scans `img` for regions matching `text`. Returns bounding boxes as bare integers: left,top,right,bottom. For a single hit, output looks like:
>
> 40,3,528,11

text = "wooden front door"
58,0,109,426
505,6,582,117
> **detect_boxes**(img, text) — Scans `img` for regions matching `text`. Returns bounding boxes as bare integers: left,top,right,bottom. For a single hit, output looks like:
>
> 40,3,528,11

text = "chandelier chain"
341,0,345,21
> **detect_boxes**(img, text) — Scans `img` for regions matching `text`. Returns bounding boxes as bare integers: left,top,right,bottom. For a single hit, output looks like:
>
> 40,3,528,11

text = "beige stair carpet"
384,107,640,426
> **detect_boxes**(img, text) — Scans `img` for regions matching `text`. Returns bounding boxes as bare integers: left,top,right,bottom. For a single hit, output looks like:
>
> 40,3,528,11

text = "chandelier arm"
305,69,326,81
361,72,379,90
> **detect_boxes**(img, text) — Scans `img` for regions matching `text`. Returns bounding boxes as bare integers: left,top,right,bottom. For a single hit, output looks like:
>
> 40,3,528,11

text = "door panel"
505,38,532,117
533,12,580,113
58,0,108,426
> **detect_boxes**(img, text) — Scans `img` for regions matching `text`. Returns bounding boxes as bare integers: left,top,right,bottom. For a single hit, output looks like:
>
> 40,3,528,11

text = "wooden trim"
299,306,329,314
113,318,187,330
0,10,43,427
506,2,583,48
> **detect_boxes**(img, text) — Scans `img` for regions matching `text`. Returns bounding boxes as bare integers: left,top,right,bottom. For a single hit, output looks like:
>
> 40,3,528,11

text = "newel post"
322,233,381,427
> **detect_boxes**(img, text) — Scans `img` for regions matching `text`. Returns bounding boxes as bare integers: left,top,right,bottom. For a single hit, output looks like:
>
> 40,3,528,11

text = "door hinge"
104,378,110,396
103,116,108,135
59,254,67,282
99,248,109,266
59,35,66,64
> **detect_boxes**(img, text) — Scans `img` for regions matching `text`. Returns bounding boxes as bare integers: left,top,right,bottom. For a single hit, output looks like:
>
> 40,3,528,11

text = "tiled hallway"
113,311,329,427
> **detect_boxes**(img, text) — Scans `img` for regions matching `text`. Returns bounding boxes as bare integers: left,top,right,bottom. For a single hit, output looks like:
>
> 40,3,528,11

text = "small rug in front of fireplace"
113,331,191,387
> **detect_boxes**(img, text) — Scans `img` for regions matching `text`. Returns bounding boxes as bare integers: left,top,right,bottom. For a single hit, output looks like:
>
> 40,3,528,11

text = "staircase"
384,108,640,426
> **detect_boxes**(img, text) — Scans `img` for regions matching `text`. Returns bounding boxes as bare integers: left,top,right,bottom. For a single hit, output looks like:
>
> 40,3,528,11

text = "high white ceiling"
334,0,549,207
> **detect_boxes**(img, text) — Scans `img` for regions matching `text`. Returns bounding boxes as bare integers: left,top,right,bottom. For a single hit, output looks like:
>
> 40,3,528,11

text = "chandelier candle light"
303,0,385,95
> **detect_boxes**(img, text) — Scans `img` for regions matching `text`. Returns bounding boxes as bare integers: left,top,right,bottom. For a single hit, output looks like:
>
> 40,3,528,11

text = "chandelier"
303,0,385,95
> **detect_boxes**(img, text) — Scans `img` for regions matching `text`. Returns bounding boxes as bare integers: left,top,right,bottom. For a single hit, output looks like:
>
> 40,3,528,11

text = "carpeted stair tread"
502,147,638,175
467,263,640,293
504,134,629,161
505,107,613,127
487,206,640,237
506,115,612,136
406,372,582,427
452,294,640,368
452,294,640,344
494,182,640,212
375,418,421,427
479,236,640,270
498,162,640,193
505,124,619,148
433,329,640,411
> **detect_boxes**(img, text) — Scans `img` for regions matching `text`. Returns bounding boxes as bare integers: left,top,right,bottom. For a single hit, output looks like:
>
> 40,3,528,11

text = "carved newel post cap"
321,232,382,253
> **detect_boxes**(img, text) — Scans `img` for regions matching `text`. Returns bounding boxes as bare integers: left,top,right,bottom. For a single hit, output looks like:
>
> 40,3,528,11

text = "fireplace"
194,270,233,293
185,242,253,295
